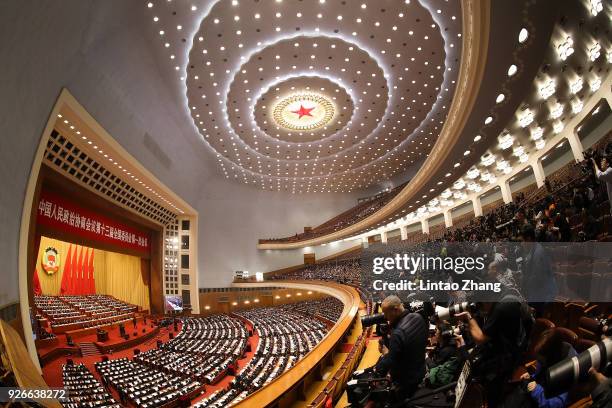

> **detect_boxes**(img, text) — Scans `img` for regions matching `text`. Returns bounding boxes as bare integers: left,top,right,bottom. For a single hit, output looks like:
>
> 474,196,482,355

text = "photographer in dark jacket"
375,295,428,400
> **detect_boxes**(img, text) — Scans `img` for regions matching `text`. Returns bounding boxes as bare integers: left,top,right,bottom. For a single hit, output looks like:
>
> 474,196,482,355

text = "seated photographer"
374,295,428,400
426,322,469,387
519,329,577,408
455,287,532,406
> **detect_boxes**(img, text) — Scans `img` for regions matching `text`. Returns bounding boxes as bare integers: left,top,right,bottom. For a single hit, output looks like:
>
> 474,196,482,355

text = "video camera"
544,337,612,397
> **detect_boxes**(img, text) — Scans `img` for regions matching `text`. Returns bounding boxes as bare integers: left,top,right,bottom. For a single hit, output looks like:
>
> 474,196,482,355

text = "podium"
96,329,108,342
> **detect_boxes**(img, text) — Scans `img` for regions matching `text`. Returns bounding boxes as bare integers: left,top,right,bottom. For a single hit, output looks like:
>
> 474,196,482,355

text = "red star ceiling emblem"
291,104,315,119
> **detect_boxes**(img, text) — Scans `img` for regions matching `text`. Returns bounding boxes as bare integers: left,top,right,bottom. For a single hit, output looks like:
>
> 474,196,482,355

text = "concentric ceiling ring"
167,0,462,192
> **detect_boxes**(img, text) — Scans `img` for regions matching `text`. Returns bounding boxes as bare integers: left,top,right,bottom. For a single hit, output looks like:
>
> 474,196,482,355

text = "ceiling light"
467,166,480,179
556,35,574,60
590,0,603,16
535,139,546,150
508,65,518,76
474,135,482,142
147,2,153,8
519,153,529,163
441,189,453,199
569,77,583,94
518,109,534,127
590,77,601,92
518,28,528,43
571,98,583,114
467,182,482,192
513,145,525,157
550,102,563,119
484,116,493,125
553,121,564,134
496,93,505,103
498,133,514,149
481,152,495,166
588,42,601,61
531,126,543,140
453,178,466,190
538,77,556,99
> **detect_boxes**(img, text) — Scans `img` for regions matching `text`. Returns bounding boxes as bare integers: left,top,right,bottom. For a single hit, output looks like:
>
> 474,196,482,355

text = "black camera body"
346,369,392,407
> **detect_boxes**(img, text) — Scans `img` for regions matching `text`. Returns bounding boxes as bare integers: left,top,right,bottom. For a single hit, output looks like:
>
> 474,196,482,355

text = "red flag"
75,247,84,295
60,245,73,294
68,245,78,294
82,248,90,296
88,249,96,294
33,268,42,296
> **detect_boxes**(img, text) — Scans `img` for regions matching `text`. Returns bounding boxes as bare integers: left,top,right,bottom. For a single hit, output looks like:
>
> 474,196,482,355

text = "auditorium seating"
62,363,120,408
95,358,202,408
259,182,408,243
136,315,248,383
34,295,137,331
278,297,344,323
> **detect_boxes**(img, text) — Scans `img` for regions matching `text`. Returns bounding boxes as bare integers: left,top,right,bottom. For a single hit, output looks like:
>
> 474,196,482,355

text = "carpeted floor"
41,320,261,406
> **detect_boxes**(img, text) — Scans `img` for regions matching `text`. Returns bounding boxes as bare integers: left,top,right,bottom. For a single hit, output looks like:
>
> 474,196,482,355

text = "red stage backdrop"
37,189,150,255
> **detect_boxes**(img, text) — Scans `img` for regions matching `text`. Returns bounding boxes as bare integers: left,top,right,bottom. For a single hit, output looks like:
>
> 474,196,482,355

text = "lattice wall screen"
44,130,177,225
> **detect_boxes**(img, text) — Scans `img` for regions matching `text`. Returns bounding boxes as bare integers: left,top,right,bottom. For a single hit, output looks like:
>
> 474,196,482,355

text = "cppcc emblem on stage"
41,247,60,275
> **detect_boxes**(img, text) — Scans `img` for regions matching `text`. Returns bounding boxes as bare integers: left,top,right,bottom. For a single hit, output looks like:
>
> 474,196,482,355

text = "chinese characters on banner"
37,189,150,254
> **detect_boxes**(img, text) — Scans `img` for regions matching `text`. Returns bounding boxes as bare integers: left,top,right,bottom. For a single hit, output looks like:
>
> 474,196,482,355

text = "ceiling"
145,0,461,193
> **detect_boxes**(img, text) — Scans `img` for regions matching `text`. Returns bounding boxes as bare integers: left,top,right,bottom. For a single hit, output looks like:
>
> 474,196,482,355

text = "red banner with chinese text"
36,189,150,254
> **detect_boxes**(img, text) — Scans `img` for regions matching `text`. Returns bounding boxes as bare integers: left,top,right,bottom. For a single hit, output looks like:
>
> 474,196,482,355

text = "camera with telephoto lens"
440,324,464,342
361,296,435,329
433,302,477,322
544,337,612,397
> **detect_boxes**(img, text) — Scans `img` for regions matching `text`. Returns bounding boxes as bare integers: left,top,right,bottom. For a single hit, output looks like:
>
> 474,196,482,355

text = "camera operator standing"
455,289,532,407
592,157,612,215
374,295,429,400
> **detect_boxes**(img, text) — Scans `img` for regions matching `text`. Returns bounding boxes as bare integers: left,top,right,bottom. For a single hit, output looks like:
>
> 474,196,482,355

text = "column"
473,196,483,217
500,181,513,204
361,236,369,249
444,210,453,228
566,131,584,162
380,231,388,244
421,219,430,235
400,225,408,240
532,160,545,188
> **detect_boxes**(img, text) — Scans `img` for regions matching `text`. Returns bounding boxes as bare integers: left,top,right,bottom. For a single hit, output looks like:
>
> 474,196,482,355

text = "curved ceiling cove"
148,0,462,192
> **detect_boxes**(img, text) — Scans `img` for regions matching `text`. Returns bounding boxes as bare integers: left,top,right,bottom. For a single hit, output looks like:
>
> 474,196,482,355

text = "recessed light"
508,65,517,76
518,28,528,43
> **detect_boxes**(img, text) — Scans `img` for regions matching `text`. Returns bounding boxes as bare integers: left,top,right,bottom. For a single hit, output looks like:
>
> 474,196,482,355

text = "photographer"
592,156,612,215
519,329,577,408
426,322,469,387
455,288,532,406
588,368,612,408
374,295,428,400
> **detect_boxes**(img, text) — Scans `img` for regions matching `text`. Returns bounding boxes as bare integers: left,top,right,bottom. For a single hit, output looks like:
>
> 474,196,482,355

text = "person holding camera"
455,289,532,406
519,329,577,408
374,295,429,400
426,322,469,387
592,156,612,216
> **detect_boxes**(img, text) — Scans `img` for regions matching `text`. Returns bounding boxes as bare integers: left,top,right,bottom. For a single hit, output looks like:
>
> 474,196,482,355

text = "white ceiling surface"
145,0,462,193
